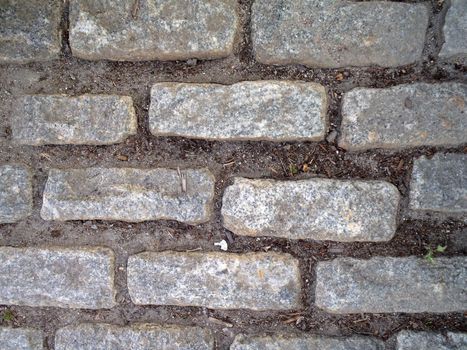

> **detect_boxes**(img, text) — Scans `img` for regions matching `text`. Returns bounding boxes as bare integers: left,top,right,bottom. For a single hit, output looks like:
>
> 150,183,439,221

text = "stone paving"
0,0,466,349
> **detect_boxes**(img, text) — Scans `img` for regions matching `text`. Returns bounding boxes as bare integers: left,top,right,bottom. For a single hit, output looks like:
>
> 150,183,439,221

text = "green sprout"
424,245,447,263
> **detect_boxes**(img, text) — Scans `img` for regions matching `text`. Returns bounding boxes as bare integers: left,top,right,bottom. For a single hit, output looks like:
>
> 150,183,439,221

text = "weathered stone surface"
315,256,467,314
339,83,467,151
0,247,116,309
252,0,428,68
0,327,43,350
149,81,327,141
410,153,466,214
127,251,302,310
221,178,400,242
69,0,238,61
41,168,214,224
231,334,383,350
396,331,467,350
11,95,136,145
0,0,61,63
440,0,467,59
0,164,32,223
55,323,214,350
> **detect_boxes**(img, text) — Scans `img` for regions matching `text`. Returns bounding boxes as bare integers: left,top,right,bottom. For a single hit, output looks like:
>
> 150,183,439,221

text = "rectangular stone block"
396,331,467,350
231,334,383,350
0,0,61,63
339,83,467,151
0,164,32,223
41,167,214,224
11,95,136,145
69,0,238,61
0,327,43,350
410,153,466,214
252,0,428,68
0,247,116,309
55,323,214,350
127,251,302,310
315,257,467,314
440,0,467,59
221,178,400,242
149,81,327,141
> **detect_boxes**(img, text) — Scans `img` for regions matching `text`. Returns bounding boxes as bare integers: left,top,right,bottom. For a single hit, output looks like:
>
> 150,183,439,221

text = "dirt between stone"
0,0,466,349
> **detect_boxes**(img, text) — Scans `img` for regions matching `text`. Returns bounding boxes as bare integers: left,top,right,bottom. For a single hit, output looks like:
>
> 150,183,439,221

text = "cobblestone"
221,178,400,242
0,327,43,350
11,95,137,146
252,0,428,68
149,81,327,141
315,256,467,314
440,0,467,59
0,164,32,223
339,83,467,151
0,0,61,63
55,323,214,350
41,168,215,224
410,153,467,214
0,247,116,309
69,0,238,61
396,331,467,350
127,251,302,310
230,334,383,350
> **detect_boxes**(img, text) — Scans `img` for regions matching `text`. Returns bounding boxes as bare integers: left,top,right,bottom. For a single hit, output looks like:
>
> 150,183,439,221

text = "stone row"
8,82,466,149
1,326,466,350
2,154,465,228
0,247,465,313
2,0,465,64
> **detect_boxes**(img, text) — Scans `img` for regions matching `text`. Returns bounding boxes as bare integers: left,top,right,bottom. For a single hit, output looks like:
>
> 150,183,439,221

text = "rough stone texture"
69,0,238,61
0,0,61,63
440,0,467,59
231,334,383,350
55,323,214,350
0,246,116,309
127,251,302,310
0,164,32,223
0,327,43,350
11,95,137,145
315,256,467,314
339,83,467,151
221,178,400,242
410,153,466,214
251,0,428,68
41,168,214,224
149,81,327,141
396,331,467,350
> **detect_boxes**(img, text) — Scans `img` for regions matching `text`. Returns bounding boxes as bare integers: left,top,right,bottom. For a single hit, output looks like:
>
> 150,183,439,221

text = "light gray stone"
41,167,214,224
0,164,32,223
252,0,428,68
0,0,61,63
0,246,116,309
0,327,43,350
410,153,466,214
396,331,467,350
339,83,467,151
315,256,467,314
221,178,400,242
440,0,467,59
55,323,214,350
230,334,383,350
149,81,327,141
69,0,238,61
11,95,137,145
127,251,302,310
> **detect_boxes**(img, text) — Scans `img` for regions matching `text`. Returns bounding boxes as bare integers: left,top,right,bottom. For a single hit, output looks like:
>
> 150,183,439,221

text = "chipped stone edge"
149,81,328,141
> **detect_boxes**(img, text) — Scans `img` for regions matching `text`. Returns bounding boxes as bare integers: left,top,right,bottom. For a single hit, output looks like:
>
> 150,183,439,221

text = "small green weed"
2,309,14,322
424,245,447,263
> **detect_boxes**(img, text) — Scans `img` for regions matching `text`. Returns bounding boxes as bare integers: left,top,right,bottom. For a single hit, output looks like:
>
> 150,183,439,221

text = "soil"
0,0,466,349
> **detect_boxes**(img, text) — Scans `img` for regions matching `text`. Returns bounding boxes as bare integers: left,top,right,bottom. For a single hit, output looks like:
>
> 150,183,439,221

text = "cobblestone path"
0,0,466,349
